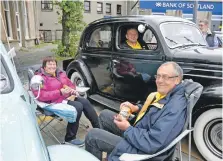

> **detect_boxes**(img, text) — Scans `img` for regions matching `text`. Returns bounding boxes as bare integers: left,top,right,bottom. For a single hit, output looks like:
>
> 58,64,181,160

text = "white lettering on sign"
178,3,186,8
187,3,194,8
199,4,214,10
162,2,177,8
155,2,215,10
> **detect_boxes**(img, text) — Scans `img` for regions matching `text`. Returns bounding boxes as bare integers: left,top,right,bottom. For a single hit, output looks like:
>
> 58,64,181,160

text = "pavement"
14,43,205,161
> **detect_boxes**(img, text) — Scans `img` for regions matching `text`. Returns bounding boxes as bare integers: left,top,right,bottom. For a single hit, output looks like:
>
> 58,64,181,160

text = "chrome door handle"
82,55,87,59
112,59,120,64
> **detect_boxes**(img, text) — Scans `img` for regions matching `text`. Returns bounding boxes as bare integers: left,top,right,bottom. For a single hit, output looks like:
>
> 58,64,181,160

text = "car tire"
193,108,222,161
70,71,87,99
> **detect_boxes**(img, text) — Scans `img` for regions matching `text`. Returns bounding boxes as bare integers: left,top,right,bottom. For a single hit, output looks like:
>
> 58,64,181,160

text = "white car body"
0,42,99,161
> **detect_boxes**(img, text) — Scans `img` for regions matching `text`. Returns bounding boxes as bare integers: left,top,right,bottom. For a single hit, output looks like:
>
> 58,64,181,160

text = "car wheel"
70,71,87,99
193,108,222,161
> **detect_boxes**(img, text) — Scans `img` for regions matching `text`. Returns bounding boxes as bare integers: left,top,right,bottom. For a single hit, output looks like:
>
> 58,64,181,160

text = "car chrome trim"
183,68,222,73
184,74,222,80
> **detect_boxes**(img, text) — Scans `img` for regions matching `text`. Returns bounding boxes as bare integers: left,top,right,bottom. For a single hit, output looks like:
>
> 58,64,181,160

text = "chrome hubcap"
204,118,222,159
73,74,86,97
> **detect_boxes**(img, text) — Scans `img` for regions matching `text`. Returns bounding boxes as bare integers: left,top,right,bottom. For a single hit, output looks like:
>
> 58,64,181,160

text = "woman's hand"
60,87,72,95
70,88,79,96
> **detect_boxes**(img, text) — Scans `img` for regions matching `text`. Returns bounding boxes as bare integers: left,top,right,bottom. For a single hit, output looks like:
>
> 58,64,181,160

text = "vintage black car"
63,16,222,161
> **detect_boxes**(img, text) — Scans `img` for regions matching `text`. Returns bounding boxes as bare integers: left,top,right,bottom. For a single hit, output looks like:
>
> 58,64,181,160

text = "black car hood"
172,46,222,65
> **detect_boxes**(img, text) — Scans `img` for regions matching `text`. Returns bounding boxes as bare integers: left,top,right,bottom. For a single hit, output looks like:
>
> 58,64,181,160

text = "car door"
81,24,115,96
112,23,165,102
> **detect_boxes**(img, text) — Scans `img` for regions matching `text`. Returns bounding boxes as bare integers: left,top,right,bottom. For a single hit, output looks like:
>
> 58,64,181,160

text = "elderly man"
120,28,148,50
199,19,219,47
85,62,187,161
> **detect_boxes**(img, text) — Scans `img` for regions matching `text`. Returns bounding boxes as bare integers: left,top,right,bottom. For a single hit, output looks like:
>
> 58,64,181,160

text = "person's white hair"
161,62,183,81
199,19,209,25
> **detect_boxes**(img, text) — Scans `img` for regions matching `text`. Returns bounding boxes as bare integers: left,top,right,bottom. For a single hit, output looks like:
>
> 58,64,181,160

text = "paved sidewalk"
15,43,58,85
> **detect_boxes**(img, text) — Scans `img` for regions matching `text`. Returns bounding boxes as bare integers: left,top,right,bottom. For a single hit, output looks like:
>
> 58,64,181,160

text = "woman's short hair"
42,56,57,68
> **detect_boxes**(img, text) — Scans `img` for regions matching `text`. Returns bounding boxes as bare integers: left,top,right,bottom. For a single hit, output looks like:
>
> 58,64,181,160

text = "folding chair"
27,67,90,143
119,79,203,161
27,67,64,143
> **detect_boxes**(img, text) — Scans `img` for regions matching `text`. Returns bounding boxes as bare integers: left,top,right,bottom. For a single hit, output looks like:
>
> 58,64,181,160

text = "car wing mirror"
138,24,146,33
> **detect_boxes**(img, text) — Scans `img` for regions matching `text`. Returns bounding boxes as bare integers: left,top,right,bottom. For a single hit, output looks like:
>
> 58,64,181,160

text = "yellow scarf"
134,92,166,125
46,71,56,77
126,40,142,49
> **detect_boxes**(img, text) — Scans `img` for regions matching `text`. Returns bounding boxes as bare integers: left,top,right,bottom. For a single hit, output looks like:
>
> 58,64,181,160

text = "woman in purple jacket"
32,56,99,146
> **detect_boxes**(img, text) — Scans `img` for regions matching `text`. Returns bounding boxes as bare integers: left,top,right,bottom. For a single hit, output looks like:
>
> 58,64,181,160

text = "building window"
106,3,111,14
22,1,29,39
117,5,121,14
14,1,21,42
84,1,90,12
41,0,53,11
97,2,103,14
3,1,12,39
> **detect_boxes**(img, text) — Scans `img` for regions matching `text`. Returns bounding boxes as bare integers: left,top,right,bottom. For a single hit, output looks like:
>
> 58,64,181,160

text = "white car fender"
47,145,99,161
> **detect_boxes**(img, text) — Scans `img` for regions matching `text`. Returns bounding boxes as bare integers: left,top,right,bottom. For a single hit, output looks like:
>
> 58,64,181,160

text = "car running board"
89,94,120,112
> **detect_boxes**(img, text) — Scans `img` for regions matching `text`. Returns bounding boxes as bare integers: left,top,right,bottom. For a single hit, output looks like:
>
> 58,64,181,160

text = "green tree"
55,0,85,57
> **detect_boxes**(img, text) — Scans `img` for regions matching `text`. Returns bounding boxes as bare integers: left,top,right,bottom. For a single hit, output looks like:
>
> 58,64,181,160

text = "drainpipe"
193,1,198,24
131,0,139,15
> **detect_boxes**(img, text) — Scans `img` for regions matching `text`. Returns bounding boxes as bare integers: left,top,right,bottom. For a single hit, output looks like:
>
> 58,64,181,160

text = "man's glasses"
154,75,178,81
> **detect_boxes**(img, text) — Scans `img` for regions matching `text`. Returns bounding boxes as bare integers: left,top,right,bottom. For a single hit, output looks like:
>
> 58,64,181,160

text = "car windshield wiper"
183,36,206,46
165,37,178,45
172,43,206,49
184,36,194,43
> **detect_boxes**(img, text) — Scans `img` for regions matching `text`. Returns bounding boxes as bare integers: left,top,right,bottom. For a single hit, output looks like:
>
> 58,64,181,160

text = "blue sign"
139,0,222,15
104,16,112,18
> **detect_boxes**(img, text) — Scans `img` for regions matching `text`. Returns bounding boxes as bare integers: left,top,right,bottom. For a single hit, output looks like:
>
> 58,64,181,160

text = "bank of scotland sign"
139,0,222,15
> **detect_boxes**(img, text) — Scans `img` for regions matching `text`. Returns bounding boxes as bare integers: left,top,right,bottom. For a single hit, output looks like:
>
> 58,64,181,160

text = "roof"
89,15,194,26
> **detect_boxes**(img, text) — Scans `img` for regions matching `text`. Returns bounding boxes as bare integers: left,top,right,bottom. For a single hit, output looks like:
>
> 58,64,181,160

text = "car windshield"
160,22,207,48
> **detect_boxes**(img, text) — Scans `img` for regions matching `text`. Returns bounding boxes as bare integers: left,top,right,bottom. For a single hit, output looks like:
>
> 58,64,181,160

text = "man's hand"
120,101,139,113
114,114,131,131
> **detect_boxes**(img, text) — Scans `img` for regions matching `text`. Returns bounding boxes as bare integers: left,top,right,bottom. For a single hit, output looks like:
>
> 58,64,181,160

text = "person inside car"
120,28,148,50
115,60,150,83
90,30,103,47
85,62,188,161
199,19,219,48
31,56,99,146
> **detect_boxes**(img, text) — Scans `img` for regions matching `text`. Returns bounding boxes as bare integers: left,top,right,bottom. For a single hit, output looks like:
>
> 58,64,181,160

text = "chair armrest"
119,129,193,161
76,87,90,93
28,91,50,108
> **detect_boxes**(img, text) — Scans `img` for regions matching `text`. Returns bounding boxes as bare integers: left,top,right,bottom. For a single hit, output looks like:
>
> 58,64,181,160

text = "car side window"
0,56,12,94
118,25,158,51
88,25,112,48
143,29,158,50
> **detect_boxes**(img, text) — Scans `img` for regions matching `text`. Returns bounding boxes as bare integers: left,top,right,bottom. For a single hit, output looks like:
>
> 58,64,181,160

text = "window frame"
3,1,13,40
117,4,122,15
84,24,113,51
22,1,30,39
115,23,161,55
84,1,91,13
0,54,14,94
41,0,53,12
14,1,21,42
106,3,111,14
97,2,103,14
